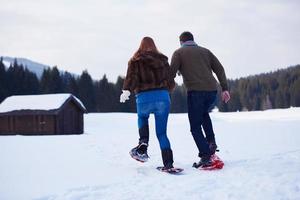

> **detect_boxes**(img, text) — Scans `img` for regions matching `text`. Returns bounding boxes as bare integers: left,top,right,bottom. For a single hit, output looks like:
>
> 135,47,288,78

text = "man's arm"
170,50,181,79
164,60,176,92
209,51,228,91
209,51,230,103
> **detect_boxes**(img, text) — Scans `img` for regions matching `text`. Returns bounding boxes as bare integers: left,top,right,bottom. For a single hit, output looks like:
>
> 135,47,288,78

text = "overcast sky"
0,0,299,82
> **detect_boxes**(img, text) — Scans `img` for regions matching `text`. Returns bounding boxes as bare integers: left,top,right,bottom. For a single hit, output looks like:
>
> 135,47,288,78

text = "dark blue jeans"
202,95,217,143
187,91,217,157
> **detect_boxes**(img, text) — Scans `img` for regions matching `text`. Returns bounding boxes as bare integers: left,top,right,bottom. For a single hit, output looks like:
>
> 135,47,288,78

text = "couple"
120,31,230,172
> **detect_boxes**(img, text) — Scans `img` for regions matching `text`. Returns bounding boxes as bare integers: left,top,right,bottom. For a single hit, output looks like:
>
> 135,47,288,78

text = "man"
170,31,230,167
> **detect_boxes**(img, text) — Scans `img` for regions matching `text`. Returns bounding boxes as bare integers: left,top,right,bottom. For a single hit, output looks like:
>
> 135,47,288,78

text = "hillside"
0,108,300,200
1,56,50,79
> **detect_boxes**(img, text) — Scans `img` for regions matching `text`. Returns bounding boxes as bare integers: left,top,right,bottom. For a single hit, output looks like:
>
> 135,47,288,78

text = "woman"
120,37,176,171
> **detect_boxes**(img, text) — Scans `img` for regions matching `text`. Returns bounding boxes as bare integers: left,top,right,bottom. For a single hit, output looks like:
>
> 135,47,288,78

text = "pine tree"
78,70,96,112
95,75,114,112
40,68,51,93
40,67,63,94
50,66,63,93
290,78,300,107
0,57,7,102
23,68,40,94
6,60,26,95
62,72,79,97
261,95,273,110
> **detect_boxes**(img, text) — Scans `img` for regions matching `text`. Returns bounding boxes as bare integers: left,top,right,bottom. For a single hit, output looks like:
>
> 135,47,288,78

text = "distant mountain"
1,56,50,78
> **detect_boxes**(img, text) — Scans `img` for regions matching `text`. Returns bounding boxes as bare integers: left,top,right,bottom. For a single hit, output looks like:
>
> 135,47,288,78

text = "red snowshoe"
193,154,224,170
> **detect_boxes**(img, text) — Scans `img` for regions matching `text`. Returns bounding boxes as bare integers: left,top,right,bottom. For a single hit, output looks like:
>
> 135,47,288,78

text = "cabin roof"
0,93,86,114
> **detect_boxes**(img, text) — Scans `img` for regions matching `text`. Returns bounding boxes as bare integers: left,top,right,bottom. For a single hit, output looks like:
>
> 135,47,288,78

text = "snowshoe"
193,154,224,170
129,143,149,163
156,166,184,174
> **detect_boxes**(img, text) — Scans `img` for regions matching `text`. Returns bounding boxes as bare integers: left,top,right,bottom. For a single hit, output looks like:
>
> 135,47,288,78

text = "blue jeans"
187,91,217,157
136,90,171,150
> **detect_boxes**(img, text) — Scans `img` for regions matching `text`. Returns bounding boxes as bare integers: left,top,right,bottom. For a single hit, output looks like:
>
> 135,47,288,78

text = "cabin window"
40,115,46,131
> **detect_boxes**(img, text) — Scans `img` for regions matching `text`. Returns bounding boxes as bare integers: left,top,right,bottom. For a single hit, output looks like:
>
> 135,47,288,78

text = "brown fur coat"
123,51,175,94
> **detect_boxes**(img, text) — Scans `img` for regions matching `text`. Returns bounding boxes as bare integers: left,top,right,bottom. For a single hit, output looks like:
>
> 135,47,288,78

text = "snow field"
0,108,300,200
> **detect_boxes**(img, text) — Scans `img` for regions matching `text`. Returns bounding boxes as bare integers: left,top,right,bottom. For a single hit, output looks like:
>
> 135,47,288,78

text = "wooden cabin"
0,94,87,135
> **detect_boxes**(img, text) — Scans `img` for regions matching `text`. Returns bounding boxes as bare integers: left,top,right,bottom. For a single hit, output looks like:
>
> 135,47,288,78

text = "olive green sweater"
170,44,228,91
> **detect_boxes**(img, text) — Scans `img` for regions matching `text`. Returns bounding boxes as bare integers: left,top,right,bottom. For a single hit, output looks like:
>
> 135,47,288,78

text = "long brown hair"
132,37,160,59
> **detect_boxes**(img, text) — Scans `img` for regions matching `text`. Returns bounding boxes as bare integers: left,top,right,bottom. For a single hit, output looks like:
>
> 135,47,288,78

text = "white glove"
120,90,130,103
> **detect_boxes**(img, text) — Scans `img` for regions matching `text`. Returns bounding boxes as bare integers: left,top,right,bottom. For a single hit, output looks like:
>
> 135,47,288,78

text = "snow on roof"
0,93,86,113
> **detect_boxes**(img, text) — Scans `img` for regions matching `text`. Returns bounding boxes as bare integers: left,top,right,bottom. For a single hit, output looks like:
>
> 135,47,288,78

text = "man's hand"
120,90,130,103
221,90,230,103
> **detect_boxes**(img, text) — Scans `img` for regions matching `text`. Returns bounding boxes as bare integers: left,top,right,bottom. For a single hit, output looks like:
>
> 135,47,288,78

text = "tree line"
0,58,186,112
218,65,300,112
0,57,299,112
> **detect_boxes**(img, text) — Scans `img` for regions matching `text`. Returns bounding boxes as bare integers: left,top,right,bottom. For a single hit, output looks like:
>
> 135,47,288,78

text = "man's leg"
202,92,217,143
187,91,211,157
202,112,215,143
202,91,218,154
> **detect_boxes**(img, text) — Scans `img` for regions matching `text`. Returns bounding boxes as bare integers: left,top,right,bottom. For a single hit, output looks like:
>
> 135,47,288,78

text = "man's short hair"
179,31,194,42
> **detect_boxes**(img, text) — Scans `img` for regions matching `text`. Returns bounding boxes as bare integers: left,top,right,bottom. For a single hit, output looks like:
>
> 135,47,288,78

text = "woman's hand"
120,90,131,103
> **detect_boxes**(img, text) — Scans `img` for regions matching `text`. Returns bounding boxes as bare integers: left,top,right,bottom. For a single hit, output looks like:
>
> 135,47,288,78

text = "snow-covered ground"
1,108,300,200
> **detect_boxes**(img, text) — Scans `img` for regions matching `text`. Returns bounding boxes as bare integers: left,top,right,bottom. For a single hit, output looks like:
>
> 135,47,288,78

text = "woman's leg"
130,103,151,161
154,101,173,168
137,103,150,144
153,101,171,150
